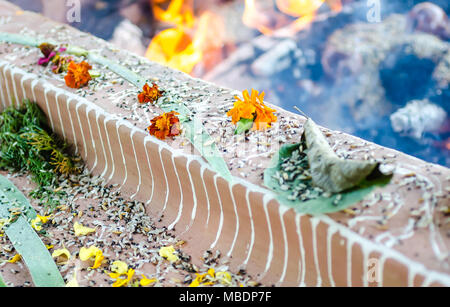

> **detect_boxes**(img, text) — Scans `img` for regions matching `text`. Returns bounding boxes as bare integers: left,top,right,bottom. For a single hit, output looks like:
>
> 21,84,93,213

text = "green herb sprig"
0,100,78,209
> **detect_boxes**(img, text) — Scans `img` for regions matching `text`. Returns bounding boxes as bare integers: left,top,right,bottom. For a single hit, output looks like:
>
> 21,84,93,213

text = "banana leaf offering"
264,118,392,215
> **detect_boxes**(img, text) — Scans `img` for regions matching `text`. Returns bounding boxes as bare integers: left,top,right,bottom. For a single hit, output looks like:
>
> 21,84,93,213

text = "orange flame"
146,0,225,75
152,0,194,28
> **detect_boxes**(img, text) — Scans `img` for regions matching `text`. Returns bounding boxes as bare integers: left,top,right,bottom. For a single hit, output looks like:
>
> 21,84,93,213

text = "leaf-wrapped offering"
264,118,391,215
303,118,380,193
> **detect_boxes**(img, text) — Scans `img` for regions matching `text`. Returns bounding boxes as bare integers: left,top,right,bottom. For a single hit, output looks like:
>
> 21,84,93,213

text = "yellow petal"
140,275,157,287
37,214,51,224
108,272,121,279
31,217,42,231
66,271,79,287
91,250,104,269
188,278,200,287
207,268,215,278
159,245,179,263
73,222,96,236
52,248,71,264
79,246,101,261
189,272,206,287
216,271,232,285
110,260,128,275
111,268,135,287
8,254,21,263
112,277,129,288
127,268,135,279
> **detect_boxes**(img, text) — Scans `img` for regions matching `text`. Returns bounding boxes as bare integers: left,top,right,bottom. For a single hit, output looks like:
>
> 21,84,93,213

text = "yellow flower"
111,268,135,287
159,245,179,263
79,246,104,269
140,275,157,287
52,248,71,265
31,214,51,231
8,254,21,263
73,221,96,236
110,260,128,275
227,88,277,130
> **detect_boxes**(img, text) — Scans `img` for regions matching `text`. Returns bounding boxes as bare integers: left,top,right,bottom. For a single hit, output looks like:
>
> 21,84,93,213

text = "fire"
243,0,342,36
146,0,225,75
151,0,194,28
146,0,343,74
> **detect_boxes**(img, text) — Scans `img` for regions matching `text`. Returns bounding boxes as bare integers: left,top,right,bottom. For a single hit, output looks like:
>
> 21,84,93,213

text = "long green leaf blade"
0,32,39,47
0,175,65,287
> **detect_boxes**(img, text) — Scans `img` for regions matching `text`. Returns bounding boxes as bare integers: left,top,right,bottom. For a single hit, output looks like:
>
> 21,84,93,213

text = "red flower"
138,83,164,104
147,111,181,140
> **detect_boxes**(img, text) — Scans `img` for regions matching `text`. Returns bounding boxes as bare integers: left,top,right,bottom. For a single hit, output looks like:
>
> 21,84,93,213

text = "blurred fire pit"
6,0,450,166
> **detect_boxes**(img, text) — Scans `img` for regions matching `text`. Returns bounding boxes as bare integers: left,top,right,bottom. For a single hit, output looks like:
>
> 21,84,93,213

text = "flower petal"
79,246,100,261
51,248,71,264
8,254,21,263
140,275,157,287
159,245,179,263
65,271,79,287
73,221,96,236
110,260,128,275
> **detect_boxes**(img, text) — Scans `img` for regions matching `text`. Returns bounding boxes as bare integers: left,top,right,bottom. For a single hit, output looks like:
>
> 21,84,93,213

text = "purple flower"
37,51,57,66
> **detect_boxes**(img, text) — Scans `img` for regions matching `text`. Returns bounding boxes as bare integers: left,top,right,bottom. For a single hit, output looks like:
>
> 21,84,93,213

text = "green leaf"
264,143,391,215
182,120,232,182
66,45,88,57
87,52,145,88
0,32,39,47
0,175,65,287
88,70,101,78
234,118,254,135
0,274,6,287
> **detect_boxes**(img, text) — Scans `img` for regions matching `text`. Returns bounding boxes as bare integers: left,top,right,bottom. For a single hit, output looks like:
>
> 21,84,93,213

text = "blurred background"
6,0,450,166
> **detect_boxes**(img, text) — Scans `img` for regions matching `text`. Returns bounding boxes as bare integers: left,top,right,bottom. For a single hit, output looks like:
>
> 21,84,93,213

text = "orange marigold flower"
64,61,92,89
227,88,277,130
147,111,181,140
138,83,164,104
